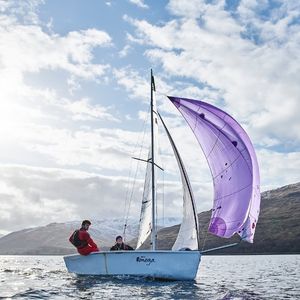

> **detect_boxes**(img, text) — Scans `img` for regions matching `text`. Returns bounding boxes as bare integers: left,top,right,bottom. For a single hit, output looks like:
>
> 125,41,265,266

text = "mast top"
151,69,156,92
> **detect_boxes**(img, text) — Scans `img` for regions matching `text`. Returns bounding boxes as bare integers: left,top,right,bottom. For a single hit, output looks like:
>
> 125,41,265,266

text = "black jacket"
110,243,134,251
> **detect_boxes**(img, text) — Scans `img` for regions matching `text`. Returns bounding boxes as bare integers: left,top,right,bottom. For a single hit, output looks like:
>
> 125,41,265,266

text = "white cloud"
128,0,149,9
0,1,123,175
124,14,179,49
0,82,123,171
126,0,300,151
119,44,132,58
64,98,120,122
0,108,144,172
258,149,300,191
0,164,214,233
113,67,149,101
0,0,45,24
29,127,142,171
113,66,222,113
119,1,300,196
0,165,136,232
167,0,207,19
0,15,112,81
0,5,114,138
67,76,81,94
126,32,145,44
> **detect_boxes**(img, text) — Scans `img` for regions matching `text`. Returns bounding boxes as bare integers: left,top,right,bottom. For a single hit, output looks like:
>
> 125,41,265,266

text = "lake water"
0,255,299,299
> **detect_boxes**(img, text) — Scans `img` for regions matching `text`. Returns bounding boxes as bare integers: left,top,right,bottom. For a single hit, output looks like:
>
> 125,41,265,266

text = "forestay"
169,97,260,243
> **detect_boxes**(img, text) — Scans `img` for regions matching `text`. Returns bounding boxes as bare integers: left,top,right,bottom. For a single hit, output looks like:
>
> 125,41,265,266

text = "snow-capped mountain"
0,217,181,255
66,217,181,244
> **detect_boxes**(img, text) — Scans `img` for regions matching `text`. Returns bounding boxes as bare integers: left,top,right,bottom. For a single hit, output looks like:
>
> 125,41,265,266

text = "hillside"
132,182,300,254
0,218,178,255
0,219,139,255
0,182,299,255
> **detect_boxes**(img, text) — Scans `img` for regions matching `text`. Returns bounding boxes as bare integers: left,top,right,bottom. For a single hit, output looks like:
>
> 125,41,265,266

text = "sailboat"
63,71,260,280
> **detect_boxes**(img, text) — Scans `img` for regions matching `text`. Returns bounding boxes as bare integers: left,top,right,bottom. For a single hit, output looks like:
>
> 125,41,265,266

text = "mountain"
139,182,300,254
0,182,299,255
0,217,179,255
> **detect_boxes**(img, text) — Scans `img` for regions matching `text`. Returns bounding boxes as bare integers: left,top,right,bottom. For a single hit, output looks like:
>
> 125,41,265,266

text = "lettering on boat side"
136,256,155,266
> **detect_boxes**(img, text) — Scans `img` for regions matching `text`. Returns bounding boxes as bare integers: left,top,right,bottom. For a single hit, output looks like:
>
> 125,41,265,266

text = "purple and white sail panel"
168,97,260,243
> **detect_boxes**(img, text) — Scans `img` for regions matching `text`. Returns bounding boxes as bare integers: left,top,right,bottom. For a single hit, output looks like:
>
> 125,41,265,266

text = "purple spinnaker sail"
169,97,260,243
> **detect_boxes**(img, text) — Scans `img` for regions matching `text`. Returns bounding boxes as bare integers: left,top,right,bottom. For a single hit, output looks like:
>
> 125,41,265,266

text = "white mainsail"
159,114,200,251
136,92,159,249
136,149,152,249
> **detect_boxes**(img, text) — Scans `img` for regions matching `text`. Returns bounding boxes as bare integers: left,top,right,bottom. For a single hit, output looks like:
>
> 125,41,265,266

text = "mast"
150,69,156,250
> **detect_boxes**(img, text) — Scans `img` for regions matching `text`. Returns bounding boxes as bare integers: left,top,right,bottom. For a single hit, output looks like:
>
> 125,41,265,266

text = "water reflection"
71,275,102,291
68,275,203,299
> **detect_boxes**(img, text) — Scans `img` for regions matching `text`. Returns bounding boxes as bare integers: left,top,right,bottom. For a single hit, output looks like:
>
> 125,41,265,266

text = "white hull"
64,250,201,280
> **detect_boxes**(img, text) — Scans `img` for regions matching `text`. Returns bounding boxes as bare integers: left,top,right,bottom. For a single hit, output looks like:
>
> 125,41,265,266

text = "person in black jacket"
110,235,134,251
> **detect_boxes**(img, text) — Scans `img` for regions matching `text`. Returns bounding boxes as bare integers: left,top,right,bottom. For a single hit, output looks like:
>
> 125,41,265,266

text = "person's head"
116,235,123,245
81,220,91,230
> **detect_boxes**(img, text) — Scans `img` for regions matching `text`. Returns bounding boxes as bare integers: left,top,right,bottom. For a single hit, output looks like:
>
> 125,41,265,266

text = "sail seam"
182,105,253,177
213,183,252,201
212,149,247,180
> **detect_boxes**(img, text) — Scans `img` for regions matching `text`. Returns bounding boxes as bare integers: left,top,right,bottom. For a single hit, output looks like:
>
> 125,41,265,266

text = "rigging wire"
122,104,151,241
156,116,166,231
201,223,210,252
162,163,165,228
155,120,161,242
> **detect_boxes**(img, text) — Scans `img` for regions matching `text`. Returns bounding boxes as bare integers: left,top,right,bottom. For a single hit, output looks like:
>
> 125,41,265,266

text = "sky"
0,0,299,235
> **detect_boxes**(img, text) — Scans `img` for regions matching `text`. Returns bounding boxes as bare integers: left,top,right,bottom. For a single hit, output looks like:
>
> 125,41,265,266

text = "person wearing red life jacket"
69,220,99,255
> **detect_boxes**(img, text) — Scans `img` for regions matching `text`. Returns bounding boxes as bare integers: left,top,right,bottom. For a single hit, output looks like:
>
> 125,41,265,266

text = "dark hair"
116,235,122,241
82,220,91,226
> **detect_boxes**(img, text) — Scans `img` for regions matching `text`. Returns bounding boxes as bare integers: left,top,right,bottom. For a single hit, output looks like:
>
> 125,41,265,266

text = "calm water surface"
0,255,299,299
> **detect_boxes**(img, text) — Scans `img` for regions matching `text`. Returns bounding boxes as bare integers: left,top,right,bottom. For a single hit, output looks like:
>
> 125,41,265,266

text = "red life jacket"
69,230,88,249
